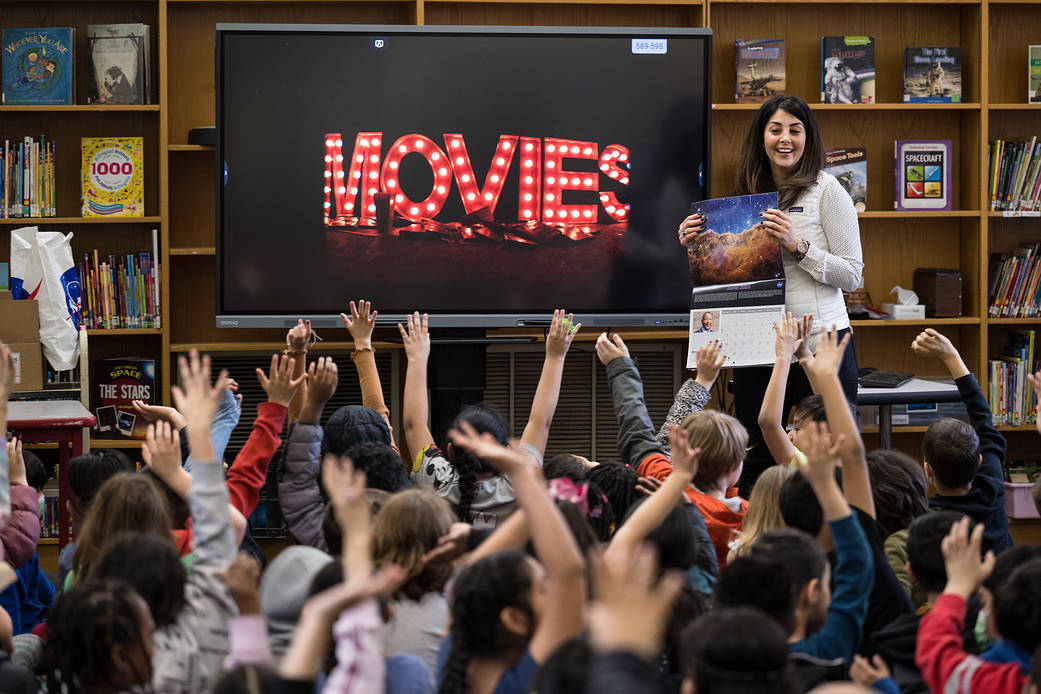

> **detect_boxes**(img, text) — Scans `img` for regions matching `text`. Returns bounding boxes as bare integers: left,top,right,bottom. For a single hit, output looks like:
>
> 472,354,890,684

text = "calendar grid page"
687,305,785,368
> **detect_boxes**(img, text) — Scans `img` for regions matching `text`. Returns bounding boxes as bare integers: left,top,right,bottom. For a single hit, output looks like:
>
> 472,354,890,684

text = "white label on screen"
632,38,667,54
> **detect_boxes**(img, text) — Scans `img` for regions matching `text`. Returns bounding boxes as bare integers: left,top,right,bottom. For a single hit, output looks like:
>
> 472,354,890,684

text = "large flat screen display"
216,24,711,328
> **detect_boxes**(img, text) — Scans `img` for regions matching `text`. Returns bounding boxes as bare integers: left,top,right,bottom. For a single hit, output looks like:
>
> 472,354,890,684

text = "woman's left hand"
760,208,798,252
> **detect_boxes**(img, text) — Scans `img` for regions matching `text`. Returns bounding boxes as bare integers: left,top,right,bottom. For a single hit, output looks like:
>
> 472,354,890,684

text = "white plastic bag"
9,226,81,371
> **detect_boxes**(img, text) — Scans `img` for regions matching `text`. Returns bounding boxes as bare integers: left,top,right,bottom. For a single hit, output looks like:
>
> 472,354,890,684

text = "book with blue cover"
2,28,75,105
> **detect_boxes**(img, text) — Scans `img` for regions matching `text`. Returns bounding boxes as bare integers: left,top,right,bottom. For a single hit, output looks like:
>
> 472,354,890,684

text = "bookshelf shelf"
851,318,982,327
168,145,214,151
997,424,1039,432
86,328,163,335
712,103,982,111
170,246,216,255
988,104,1041,110
0,105,160,112
987,211,1041,218
860,211,981,219
38,538,58,546
90,439,143,449
988,318,1041,324
0,217,162,225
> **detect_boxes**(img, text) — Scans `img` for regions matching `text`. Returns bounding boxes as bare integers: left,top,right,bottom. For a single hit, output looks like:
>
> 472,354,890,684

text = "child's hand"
257,353,307,407
398,312,431,363
1028,370,1041,436
286,319,312,354
635,476,663,497
341,299,377,351
588,544,685,659
941,516,995,600
219,552,263,615
448,421,533,477
0,342,13,402
172,350,228,435
794,313,814,360
667,425,700,480
694,341,726,389
6,437,27,486
774,312,803,362
794,420,843,488
131,401,188,431
799,327,849,379
321,454,369,533
595,332,630,366
301,564,407,623
422,522,472,566
141,421,183,481
911,328,957,360
850,655,891,687
301,357,338,420
546,309,580,359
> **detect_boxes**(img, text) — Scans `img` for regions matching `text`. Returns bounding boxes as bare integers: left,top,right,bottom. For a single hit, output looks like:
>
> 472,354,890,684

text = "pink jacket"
1,484,41,569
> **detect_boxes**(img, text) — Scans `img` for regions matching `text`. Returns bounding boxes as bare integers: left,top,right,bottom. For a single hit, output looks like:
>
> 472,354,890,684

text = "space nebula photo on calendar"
215,25,712,327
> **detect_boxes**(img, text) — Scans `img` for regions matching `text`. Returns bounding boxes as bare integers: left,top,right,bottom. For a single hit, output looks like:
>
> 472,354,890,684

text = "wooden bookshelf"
2,0,1036,462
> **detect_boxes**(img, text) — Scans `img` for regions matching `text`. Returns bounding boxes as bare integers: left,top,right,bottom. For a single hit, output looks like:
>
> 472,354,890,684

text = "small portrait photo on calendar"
692,310,720,333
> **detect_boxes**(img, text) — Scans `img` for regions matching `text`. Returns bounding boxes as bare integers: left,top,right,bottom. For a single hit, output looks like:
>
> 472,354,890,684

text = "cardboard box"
8,341,43,392
0,292,40,344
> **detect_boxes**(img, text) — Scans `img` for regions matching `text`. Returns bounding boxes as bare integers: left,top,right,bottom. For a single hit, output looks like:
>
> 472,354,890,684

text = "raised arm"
656,342,722,455
521,309,580,456
0,343,11,565
605,426,699,570
2,437,40,569
597,333,662,469
800,328,873,518
285,319,312,425
449,423,585,663
399,312,434,465
342,300,396,450
758,313,803,465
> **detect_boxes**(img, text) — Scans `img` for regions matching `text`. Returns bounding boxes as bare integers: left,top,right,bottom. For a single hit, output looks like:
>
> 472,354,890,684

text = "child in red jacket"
916,517,1034,694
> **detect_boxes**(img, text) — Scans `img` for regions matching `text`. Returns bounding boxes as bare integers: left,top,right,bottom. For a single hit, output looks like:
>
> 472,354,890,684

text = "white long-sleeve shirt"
782,171,864,349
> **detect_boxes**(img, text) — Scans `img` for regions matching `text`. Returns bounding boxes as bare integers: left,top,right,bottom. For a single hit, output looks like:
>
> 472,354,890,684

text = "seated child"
911,329,1013,554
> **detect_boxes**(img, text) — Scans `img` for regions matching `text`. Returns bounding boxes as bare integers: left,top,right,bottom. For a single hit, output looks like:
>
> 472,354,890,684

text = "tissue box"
914,268,963,317
881,303,926,319
1004,482,1040,519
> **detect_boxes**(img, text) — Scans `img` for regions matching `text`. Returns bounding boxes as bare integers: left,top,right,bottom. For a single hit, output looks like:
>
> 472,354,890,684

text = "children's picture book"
904,47,961,103
686,192,785,368
895,140,952,211
824,147,868,212
81,137,144,217
1030,45,1041,104
1,28,75,105
92,357,155,439
821,36,875,104
87,24,151,105
735,39,785,104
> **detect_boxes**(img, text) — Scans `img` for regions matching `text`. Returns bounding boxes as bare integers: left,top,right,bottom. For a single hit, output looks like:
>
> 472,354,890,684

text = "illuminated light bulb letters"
443,134,518,214
598,144,630,221
381,134,453,219
542,138,598,224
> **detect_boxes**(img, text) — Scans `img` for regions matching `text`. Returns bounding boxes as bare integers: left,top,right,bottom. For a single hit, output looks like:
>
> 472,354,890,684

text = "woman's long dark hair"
439,551,534,694
450,404,508,523
734,94,824,210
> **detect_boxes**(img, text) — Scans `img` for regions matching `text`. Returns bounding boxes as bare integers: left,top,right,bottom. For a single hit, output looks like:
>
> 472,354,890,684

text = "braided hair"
46,579,153,694
584,462,641,525
439,551,534,694
449,404,508,524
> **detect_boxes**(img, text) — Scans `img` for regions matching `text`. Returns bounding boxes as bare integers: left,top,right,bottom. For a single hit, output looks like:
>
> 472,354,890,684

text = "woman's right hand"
678,214,705,247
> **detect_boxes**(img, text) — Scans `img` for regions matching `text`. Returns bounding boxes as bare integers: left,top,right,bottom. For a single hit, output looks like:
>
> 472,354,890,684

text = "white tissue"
890,285,920,306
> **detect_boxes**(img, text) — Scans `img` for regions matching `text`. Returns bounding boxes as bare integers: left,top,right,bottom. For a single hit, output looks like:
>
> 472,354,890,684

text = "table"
857,378,962,449
6,400,96,548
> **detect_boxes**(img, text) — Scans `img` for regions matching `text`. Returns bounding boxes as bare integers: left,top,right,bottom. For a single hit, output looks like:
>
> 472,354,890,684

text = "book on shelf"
734,39,785,104
81,137,144,217
903,46,961,103
894,140,951,211
823,147,867,212
821,36,875,104
1,28,74,105
78,249,160,329
989,330,1037,426
988,243,1041,318
988,138,1041,212
92,357,155,440
86,24,151,105
0,136,56,218
1031,45,1041,104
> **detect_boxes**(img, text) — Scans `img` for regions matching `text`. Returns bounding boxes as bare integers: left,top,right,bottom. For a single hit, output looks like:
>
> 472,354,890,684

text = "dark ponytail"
450,404,508,523
439,551,534,694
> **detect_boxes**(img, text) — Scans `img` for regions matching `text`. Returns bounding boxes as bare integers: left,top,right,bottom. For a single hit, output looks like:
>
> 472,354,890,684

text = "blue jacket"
0,552,55,634
980,640,1032,675
928,374,1013,555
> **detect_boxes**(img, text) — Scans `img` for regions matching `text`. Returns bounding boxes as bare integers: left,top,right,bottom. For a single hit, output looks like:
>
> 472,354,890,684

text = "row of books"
988,138,1041,212
78,250,161,329
39,493,61,539
1,25,151,106
988,330,1037,426
0,136,56,218
738,40,1041,105
989,244,1041,318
